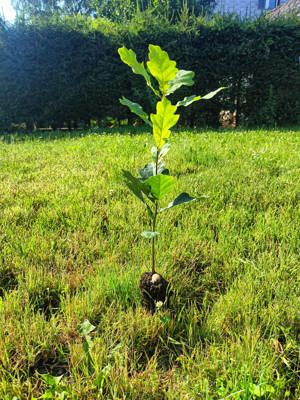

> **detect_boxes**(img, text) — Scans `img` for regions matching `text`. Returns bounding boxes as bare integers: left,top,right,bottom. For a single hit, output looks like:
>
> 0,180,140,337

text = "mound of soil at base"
139,272,171,312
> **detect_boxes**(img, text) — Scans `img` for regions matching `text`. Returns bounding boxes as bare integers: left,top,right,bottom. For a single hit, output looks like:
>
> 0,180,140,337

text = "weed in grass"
39,373,70,400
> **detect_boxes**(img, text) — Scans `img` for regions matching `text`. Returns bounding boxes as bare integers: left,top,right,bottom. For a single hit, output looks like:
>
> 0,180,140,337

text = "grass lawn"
0,128,299,399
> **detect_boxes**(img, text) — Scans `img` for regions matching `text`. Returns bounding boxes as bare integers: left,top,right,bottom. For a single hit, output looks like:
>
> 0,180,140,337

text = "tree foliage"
0,15,299,130
12,0,216,22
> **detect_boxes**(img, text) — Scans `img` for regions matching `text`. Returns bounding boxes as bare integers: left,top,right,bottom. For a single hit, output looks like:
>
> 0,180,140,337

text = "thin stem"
151,144,159,273
151,201,158,273
150,93,163,273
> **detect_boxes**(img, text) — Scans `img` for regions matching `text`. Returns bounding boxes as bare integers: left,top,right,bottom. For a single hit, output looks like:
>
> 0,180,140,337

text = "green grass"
0,128,299,399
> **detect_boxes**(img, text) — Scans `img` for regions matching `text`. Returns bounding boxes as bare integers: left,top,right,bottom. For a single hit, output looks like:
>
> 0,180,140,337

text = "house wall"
214,0,288,17
214,0,262,17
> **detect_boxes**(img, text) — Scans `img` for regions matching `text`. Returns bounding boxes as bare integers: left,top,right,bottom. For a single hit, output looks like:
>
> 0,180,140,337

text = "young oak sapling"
118,44,224,311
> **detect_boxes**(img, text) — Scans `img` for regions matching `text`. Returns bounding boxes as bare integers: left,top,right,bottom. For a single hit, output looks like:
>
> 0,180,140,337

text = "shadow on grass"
0,126,150,143
2,125,299,144
0,268,18,298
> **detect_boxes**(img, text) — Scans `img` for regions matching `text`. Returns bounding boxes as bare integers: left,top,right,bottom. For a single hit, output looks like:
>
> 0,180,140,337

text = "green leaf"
150,97,179,149
122,170,150,203
160,192,196,211
176,95,201,107
141,231,159,239
78,320,96,337
40,392,55,399
147,44,178,95
40,373,63,387
144,174,175,201
58,392,69,400
118,46,152,87
176,87,226,107
119,97,152,126
95,364,112,392
83,338,93,355
146,204,154,220
249,383,275,397
123,171,155,218
166,70,195,95
201,87,226,100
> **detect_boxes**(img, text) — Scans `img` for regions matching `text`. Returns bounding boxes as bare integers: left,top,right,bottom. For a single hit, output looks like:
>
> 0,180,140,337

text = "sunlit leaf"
147,44,178,95
150,97,179,149
119,97,152,126
176,87,226,107
144,174,175,200
176,95,201,107
40,373,63,387
202,87,226,99
167,70,195,95
160,192,196,211
118,46,152,87
249,383,275,397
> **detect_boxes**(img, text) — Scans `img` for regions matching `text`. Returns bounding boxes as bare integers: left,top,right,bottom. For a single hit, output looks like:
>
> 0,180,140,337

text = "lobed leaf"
147,44,178,95
118,46,152,88
144,174,175,201
119,97,152,126
150,97,179,149
166,70,195,95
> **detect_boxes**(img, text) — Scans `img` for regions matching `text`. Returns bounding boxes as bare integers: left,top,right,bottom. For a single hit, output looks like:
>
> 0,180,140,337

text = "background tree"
12,0,61,19
12,0,217,22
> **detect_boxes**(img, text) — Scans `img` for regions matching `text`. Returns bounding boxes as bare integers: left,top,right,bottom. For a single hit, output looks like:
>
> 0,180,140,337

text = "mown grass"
0,128,299,399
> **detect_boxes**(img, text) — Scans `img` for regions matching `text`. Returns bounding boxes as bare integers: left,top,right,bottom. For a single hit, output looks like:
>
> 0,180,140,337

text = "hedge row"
0,15,299,129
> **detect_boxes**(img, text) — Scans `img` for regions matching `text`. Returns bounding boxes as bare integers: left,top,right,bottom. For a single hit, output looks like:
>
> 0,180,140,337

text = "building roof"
268,0,300,18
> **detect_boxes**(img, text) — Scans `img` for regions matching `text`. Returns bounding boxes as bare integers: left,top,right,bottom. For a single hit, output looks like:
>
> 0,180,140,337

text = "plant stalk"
151,146,160,273
151,202,158,273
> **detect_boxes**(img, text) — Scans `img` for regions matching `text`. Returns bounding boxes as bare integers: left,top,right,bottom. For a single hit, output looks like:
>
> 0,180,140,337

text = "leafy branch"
118,44,224,274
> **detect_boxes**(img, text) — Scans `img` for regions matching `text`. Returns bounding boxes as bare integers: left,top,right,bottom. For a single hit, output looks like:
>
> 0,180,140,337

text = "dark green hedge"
0,15,299,130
